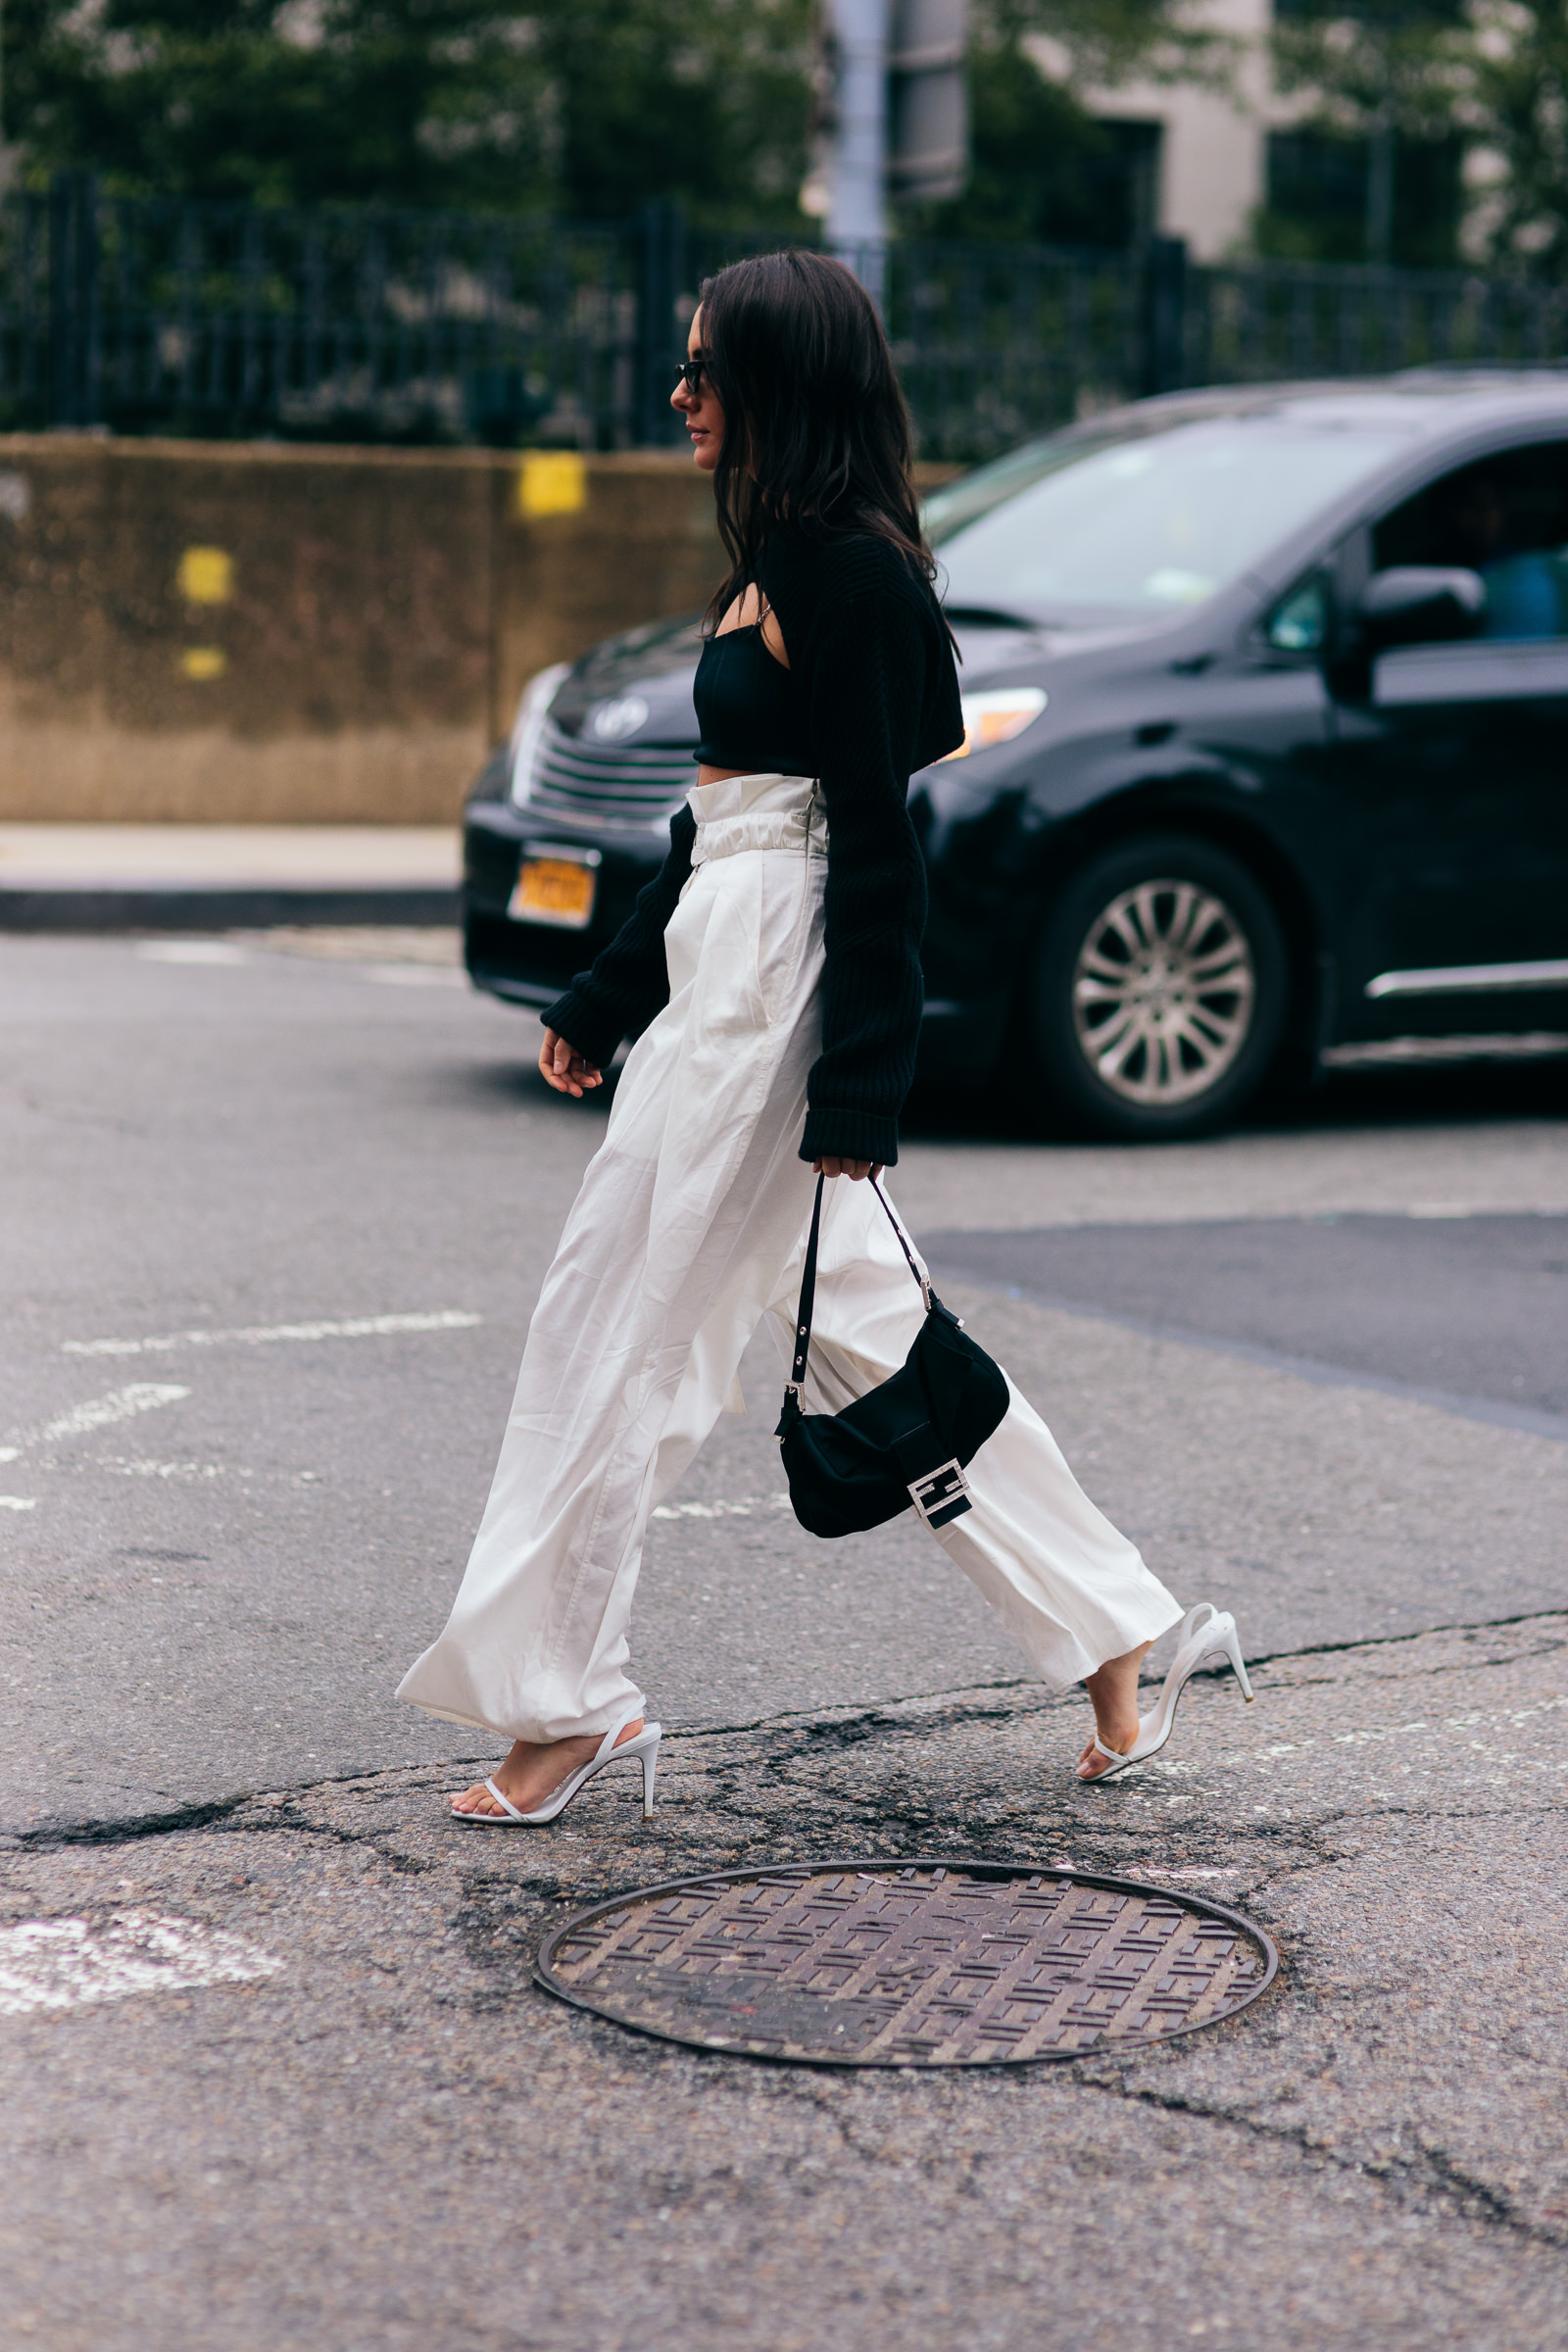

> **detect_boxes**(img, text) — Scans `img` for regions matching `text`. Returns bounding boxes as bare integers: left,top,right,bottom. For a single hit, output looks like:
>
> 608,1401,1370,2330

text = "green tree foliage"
905,40,1151,245
1267,0,1568,276
1462,0,1568,274
2,0,814,224
538,0,813,223
3,0,1250,249
1265,0,1466,268
977,0,1235,87
1268,0,1463,163
901,0,1235,247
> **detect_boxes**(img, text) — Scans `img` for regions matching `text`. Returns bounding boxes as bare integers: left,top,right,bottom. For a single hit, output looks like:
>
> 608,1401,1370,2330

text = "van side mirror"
1357,566,1486,651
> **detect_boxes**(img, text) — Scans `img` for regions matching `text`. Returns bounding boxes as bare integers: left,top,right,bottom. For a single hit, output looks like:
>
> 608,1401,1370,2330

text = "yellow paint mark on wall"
517,451,587,518
180,647,228,681
177,547,233,605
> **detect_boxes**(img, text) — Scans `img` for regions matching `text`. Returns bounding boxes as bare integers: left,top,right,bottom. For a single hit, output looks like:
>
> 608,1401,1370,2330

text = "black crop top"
692,624,815,773
544,528,963,1168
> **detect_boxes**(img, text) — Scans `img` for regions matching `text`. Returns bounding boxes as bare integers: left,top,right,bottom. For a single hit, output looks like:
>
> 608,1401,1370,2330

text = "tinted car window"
1372,439,1568,640
926,416,1407,622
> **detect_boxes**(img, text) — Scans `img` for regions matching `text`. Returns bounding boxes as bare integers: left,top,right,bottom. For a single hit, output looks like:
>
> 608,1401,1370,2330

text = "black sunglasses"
673,355,711,396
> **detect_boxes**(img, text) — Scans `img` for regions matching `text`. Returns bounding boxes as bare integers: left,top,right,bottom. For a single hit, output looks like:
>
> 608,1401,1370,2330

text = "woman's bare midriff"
696,763,754,786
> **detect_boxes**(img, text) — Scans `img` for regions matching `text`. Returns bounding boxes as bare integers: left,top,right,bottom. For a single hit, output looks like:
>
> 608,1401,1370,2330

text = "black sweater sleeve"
794,570,938,1169
541,803,695,1068
545,534,959,1160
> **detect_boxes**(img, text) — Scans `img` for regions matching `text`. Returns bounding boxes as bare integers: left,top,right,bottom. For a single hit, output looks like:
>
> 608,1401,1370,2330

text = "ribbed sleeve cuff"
540,989,624,1072
800,1106,901,1167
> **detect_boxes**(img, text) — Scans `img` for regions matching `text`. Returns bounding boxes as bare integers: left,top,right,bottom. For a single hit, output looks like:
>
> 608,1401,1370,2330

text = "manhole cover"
536,1860,1278,2068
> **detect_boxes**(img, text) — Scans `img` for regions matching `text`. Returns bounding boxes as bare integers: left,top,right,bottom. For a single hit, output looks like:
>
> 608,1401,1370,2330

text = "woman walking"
398,252,1249,1819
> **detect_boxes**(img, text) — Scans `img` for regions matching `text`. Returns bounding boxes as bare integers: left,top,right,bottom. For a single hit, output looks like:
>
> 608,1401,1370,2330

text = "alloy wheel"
1070,878,1257,1107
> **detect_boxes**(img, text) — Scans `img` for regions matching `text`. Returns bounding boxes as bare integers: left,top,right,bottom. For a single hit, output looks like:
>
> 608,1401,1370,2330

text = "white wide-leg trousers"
398,771,1183,1745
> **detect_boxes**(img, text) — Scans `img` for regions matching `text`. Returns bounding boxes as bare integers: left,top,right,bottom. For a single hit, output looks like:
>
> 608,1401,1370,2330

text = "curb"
0,884,463,933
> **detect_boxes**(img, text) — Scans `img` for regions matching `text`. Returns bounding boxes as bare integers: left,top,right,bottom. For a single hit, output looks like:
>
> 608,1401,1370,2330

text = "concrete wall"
0,438,724,823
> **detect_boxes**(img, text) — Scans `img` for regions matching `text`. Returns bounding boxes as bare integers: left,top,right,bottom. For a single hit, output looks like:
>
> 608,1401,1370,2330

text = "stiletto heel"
1218,1619,1254,1702
1082,1603,1252,1785
453,1704,662,1827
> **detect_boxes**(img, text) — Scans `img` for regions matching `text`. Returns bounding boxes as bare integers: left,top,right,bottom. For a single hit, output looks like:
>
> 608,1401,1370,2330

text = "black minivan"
463,372,1568,1138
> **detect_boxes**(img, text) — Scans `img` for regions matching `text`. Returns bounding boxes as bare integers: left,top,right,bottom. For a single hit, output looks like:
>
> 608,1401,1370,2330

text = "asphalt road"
922,1211,1568,1429
4,927,1568,2352
10,1614,1568,2352
2,930,1565,1832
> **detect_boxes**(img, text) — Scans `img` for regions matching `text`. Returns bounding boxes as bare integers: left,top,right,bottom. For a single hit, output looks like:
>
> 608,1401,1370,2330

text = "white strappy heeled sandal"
452,1703,662,1826
1082,1602,1253,1785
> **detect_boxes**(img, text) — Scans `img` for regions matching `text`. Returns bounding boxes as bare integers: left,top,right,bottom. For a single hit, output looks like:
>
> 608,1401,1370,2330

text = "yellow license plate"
509,856,598,930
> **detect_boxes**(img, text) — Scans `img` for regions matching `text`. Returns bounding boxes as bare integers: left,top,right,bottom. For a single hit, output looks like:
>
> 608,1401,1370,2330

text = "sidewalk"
0,824,462,930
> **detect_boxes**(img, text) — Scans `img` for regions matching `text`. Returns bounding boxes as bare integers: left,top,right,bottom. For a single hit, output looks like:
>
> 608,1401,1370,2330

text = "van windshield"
925,416,1407,622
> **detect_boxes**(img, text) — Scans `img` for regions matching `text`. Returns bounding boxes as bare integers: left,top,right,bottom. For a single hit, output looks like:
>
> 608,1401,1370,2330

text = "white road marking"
62,1308,480,1359
31,1385,190,1446
137,941,251,964
136,940,463,980
364,965,466,988
97,1456,225,1481
652,1493,793,1522
0,1390,192,1507
0,1912,279,2017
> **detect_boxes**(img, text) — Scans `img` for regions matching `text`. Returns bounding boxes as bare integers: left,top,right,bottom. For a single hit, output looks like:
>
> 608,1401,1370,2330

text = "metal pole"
48,171,77,426
1141,235,1189,397
636,199,685,447
1366,106,1395,268
826,0,889,306
0,0,17,196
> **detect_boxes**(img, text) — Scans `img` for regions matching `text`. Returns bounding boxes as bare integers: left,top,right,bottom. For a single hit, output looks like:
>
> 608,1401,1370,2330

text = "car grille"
520,719,693,834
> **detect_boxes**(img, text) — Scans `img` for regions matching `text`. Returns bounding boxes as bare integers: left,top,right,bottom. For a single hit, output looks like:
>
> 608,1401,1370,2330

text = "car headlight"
509,662,571,806
940,687,1048,762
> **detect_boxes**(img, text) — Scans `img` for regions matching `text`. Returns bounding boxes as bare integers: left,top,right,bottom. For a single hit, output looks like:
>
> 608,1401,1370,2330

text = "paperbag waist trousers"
397,769,1183,1744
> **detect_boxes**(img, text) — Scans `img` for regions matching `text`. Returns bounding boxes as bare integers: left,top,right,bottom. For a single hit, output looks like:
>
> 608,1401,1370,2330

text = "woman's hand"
812,1156,883,1183
539,1028,603,1098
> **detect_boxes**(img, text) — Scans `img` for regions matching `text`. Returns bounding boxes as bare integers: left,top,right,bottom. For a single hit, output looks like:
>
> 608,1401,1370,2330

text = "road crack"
1085,2075,1568,2247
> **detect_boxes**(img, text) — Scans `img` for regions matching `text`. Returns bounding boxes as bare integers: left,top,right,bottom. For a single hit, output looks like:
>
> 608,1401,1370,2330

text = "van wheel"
1030,835,1288,1140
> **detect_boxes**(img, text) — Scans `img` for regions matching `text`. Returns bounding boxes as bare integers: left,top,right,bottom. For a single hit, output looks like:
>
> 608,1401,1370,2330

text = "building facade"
1029,0,1465,268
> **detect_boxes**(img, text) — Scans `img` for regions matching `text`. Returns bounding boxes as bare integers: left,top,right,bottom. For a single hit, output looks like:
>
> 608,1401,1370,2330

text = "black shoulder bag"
775,1175,1010,1539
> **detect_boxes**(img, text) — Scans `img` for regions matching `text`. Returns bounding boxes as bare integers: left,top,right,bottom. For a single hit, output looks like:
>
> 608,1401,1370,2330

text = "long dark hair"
697,249,936,630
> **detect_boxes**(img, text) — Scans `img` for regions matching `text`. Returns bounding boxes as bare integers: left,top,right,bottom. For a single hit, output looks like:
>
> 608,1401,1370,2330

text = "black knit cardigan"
541,526,963,1168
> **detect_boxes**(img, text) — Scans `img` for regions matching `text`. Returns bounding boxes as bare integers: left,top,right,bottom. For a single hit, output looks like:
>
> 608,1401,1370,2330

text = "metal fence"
4,176,646,447
5,173,1567,463
1190,254,1568,388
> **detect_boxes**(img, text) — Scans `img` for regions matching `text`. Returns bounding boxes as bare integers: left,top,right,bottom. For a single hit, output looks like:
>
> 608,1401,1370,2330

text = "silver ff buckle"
908,1458,971,1530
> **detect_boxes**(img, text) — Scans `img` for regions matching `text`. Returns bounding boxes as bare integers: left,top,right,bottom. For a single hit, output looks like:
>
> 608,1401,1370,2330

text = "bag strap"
869,1174,933,1313
786,1173,930,1399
